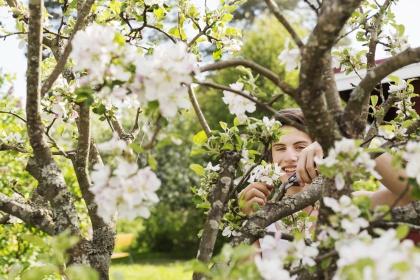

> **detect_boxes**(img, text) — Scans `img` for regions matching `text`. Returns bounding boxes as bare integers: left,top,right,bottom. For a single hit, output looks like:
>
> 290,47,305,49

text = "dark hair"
274,108,307,133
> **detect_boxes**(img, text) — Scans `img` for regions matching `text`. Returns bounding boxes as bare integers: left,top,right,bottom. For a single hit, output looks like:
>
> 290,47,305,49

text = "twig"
196,81,278,115
264,0,304,48
40,0,95,96
0,110,27,123
200,59,296,97
188,84,211,137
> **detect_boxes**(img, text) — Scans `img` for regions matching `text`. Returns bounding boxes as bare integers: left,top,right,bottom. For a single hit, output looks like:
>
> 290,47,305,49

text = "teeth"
284,168,295,172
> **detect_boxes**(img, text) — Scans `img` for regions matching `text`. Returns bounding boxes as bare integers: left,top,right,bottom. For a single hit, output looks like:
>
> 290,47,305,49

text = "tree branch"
231,177,323,246
26,0,80,235
0,193,55,235
196,81,278,115
343,47,420,137
297,0,362,150
199,59,296,97
188,85,211,137
264,0,304,48
40,0,95,96
193,151,241,280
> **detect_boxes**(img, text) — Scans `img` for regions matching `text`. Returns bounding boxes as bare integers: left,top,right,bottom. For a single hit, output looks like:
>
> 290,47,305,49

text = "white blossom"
334,229,420,280
71,24,119,85
340,217,368,235
221,37,243,52
334,173,345,190
248,163,284,186
134,42,198,118
403,141,420,185
89,160,161,222
97,133,129,154
144,0,163,6
278,47,300,71
255,257,296,280
389,79,407,93
222,82,256,123
205,162,220,172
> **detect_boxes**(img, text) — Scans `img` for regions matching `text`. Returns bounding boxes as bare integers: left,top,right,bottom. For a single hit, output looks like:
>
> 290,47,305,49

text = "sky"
0,0,419,98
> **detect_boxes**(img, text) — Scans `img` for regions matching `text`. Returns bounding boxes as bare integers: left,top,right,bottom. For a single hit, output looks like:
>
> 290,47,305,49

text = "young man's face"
271,126,312,183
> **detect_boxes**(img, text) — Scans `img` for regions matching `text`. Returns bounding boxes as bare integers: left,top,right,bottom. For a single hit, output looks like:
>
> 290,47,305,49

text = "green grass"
110,258,192,280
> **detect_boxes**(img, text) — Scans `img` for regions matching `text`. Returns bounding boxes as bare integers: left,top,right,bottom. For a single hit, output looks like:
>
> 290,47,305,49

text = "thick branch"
321,53,342,118
231,177,322,245
193,151,240,280
0,193,55,234
297,0,362,150
200,59,296,97
343,47,420,137
264,0,304,48
73,104,115,279
390,200,420,226
40,0,95,96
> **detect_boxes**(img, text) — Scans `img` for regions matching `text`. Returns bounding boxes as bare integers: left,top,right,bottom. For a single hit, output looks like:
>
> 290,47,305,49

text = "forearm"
374,152,412,204
354,188,411,208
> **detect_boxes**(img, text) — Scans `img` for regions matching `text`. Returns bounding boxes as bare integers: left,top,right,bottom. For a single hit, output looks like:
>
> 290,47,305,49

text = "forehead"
274,126,312,145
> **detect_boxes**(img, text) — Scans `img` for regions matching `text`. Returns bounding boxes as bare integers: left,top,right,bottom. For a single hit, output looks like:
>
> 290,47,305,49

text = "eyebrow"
273,141,310,147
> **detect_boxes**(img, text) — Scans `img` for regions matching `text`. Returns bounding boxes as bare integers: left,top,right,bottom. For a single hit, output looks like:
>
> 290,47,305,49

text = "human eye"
295,144,307,151
274,146,286,151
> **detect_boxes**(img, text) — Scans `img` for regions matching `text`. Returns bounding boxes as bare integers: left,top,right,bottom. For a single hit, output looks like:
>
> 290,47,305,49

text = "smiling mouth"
282,167,296,173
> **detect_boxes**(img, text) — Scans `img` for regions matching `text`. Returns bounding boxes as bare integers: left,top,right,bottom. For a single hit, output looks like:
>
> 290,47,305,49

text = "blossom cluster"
321,196,369,237
248,163,284,186
255,234,319,280
222,82,256,123
89,159,161,222
89,133,161,222
132,41,198,118
334,229,420,280
71,24,199,119
316,138,381,190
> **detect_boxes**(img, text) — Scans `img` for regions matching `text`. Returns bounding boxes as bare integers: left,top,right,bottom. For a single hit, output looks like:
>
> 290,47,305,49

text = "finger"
306,150,317,181
242,197,265,215
243,188,269,202
297,152,311,184
244,182,272,197
247,197,265,212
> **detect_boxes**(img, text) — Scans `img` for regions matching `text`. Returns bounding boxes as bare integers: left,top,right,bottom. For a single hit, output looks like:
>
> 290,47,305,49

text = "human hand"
296,141,323,185
238,182,273,216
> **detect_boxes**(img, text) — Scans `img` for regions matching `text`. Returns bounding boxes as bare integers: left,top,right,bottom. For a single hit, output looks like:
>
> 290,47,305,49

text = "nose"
283,147,298,163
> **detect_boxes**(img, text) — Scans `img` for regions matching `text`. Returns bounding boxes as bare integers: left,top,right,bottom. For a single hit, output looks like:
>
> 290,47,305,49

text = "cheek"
271,150,283,164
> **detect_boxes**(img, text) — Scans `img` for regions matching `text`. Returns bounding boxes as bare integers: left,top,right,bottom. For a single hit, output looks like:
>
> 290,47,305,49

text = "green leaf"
75,87,94,106
189,164,205,176
192,130,208,145
21,265,58,280
388,75,401,83
396,224,410,240
221,13,233,23
129,143,144,153
219,121,228,130
370,95,378,107
148,154,158,170
113,32,126,46
212,49,222,61
66,264,99,280
109,0,121,14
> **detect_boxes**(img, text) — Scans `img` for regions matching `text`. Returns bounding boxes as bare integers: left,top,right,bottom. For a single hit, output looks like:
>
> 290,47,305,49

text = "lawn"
110,259,192,280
